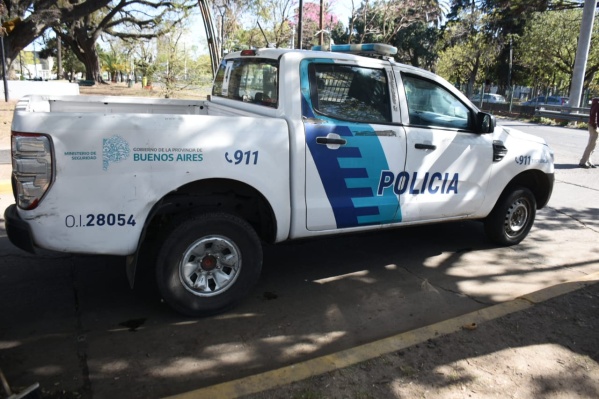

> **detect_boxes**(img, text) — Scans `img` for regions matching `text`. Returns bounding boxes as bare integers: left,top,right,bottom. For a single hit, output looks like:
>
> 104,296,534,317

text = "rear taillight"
11,133,53,210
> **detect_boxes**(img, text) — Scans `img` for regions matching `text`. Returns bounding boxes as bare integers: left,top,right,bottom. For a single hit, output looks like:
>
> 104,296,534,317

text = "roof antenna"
257,21,273,48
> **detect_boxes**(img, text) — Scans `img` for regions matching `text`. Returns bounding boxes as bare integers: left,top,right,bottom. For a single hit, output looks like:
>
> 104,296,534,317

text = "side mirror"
477,112,495,133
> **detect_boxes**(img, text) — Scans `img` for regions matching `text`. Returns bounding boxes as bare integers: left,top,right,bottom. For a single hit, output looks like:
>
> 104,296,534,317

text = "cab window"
309,64,391,123
212,58,278,108
402,74,470,130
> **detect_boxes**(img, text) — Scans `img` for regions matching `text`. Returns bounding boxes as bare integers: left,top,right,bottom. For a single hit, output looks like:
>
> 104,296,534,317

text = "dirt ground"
244,283,599,399
78,81,210,100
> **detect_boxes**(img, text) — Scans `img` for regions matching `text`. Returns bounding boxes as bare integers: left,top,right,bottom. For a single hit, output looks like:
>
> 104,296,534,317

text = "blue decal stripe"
347,187,374,198
353,206,380,216
340,168,368,179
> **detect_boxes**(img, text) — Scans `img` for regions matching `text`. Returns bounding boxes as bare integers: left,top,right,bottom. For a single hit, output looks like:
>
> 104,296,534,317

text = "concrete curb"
163,272,599,399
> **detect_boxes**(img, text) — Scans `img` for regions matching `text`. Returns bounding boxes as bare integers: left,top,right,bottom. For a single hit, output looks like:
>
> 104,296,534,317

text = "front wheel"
156,212,262,316
484,187,537,246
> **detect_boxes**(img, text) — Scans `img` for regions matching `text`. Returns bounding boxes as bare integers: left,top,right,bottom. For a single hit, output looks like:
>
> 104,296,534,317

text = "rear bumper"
4,204,36,253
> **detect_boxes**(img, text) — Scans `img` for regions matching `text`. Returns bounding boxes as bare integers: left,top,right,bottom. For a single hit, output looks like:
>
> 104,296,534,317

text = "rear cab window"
212,58,279,108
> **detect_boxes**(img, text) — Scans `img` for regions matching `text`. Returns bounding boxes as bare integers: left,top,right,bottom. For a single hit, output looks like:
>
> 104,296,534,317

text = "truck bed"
15,94,281,120
15,95,210,115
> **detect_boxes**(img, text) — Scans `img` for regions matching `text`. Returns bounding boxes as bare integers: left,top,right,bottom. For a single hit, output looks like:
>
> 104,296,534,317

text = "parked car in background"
522,96,569,106
470,93,507,104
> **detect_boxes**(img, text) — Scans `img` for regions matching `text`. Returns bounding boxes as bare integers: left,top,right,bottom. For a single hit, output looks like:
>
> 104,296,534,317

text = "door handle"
415,143,436,150
316,137,347,145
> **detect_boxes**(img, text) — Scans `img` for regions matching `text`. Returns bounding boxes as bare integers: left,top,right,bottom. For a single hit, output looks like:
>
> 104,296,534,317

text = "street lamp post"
0,36,8,101
570,0,597,108
216,7,225,58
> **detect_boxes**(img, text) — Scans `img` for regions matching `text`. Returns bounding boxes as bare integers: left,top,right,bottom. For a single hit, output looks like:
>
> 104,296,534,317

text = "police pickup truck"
5,44,554,316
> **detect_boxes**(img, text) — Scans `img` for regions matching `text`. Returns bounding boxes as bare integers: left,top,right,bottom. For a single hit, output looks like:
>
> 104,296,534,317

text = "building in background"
13,51,55,80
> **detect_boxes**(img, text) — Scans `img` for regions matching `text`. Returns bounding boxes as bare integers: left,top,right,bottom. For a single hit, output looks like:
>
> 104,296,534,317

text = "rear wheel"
156,212,262,316
484,187,537,246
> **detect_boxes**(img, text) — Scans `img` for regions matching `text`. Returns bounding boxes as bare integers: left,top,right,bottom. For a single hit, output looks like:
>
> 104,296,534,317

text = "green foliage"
252,0,295,48
152,30,214,98
14,0,599,102
436,9,500,96
532,116,572,127
36,36,85,79
393,22,439,69
516,8,599,94
351,0,443,45
100,47,128,77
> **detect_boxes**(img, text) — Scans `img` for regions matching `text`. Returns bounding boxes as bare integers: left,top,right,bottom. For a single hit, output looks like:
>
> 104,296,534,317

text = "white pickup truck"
5,44,554,316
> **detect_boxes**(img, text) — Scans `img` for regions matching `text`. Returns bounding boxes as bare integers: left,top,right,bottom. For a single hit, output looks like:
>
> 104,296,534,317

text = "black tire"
156,212,262,316
484,187,537,246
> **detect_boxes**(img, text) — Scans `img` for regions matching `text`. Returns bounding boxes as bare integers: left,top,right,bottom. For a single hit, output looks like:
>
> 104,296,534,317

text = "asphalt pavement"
1,120,599,399
173,275,599,399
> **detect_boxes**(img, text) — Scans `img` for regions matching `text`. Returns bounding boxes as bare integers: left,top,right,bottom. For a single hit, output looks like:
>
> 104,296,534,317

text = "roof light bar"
312,43,398,57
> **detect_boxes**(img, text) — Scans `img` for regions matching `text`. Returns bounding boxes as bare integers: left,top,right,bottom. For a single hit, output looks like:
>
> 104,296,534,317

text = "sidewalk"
169,275,599,399
0,164,10,193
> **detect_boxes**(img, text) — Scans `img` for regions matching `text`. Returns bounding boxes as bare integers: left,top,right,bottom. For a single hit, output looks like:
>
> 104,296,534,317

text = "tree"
295,1,339,49
53,0,195,82
0,0,113,71
254,0,295,48
3,0,194,81
155,31,187,98
351,0,443,45
210,0,256,54
393,21,439,69
443,0,591,92
436,9,500,96
37,35,85,80
134,40,158,86
99,42,128,82
516,8,599,97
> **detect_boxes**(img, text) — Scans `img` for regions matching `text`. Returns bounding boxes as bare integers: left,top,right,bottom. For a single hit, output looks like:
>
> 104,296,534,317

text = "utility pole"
57,38,62,80
319,0,324,46
298,0,303,49
0,36,7,101
569,0,597,108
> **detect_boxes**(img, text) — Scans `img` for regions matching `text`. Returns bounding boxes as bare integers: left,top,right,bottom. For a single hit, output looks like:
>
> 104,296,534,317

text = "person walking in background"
580,97,599,168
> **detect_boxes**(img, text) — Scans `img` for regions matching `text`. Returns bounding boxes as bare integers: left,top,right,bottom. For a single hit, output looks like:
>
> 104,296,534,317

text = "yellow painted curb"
164,273,599,399
0,179,11,194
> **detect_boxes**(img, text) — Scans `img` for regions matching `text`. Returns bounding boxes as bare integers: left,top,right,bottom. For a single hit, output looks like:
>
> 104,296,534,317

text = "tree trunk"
61,23,104,83
78,38,102,82
2,0,111,71
3,19,43,70
466,53,482,97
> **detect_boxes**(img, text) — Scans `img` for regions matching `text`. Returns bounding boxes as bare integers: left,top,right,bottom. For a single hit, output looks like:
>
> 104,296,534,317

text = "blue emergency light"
311,43,398,57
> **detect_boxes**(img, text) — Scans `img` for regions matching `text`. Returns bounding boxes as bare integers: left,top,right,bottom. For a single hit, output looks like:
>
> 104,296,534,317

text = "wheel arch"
127,178,277,287
501,169,554,210
152,178,277,241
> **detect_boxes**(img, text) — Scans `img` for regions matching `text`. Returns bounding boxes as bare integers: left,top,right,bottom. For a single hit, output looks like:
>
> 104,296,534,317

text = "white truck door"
398,73,493,222
301,60,407,231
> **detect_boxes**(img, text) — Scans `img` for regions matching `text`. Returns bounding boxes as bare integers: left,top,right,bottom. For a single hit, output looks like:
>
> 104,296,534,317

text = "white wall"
0,80,80,101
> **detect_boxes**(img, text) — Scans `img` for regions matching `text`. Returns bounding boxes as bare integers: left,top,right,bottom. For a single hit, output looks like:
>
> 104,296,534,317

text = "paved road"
0,121,598,398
